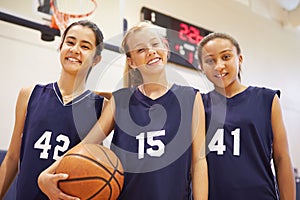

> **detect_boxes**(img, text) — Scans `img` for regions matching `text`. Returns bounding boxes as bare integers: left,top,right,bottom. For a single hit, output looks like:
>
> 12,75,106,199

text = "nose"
147,48,157,56
70,44,80,54
214,59,225,71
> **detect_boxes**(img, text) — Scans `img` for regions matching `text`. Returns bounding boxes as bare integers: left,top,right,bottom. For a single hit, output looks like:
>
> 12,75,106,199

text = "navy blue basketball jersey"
16,82,104,200
202,86,280,200
111,84,197,200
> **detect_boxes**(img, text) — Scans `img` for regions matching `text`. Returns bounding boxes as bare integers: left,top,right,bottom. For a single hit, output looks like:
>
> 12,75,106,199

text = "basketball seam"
59,176,112,200
96,145,124,190
62,146,124,199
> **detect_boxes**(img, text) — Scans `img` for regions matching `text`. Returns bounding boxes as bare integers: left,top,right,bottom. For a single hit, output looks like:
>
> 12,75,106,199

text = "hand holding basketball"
55,143,124,200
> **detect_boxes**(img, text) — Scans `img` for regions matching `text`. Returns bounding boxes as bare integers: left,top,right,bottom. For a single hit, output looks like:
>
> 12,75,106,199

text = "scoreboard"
141,7,212,70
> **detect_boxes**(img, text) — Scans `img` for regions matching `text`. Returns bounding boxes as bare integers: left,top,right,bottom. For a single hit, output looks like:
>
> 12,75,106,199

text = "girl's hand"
38,171,80,200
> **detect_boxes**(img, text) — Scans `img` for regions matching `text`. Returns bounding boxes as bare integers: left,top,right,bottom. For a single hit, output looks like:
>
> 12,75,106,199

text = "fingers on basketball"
55,143,124,200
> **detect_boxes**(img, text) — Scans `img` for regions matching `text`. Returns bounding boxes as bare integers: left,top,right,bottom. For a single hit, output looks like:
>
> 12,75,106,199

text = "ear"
163,39,171,60
238,54,243,65
198,64,205,74
166,48,171,60
127,56,137,69
92,55,102,67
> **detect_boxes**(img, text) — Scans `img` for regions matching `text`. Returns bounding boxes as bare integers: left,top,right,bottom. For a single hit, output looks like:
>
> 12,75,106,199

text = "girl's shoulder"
248,86,281,98
201,86,280,107
171,84,199,94
20,83,53,102
112,87,134,96
201,86,280,98
92,91,112,100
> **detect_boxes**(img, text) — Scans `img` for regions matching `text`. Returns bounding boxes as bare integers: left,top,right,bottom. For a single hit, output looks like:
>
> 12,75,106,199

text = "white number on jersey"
34,131,70,160
136,130,165,159
231,128,240,156
208,129,226,155
208,128,240,156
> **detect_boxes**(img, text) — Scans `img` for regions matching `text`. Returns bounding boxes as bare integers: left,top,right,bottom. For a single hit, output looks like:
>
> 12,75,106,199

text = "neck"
57,75,86,104
215,83,247,98
139,82,170,100
142,70,168,86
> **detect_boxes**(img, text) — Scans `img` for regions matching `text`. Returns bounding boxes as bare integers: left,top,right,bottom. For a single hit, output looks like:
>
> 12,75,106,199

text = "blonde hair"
121,21,169,88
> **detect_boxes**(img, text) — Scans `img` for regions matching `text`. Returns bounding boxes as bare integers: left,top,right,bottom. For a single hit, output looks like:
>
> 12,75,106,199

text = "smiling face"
125,27,169,79
59,25,99,78
200,37,243,92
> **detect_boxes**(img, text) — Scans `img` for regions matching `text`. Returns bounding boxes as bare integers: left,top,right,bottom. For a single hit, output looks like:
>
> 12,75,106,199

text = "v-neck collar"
53,82,91,106
211,86,252,105
135,83,175,103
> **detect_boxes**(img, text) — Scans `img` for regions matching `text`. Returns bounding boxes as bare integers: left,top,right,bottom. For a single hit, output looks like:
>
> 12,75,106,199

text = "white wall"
1,0,299,170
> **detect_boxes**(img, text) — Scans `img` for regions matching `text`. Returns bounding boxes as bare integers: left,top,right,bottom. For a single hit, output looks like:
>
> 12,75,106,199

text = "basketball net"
50,0,97,34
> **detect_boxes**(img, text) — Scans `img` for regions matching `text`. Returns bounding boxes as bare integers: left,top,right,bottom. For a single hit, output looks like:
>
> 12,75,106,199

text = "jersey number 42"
34,131,70,160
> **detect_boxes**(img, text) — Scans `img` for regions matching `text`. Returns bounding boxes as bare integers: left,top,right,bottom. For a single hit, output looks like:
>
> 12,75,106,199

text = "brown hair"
197,32,242,81
59,20,104,80
59,20,104,56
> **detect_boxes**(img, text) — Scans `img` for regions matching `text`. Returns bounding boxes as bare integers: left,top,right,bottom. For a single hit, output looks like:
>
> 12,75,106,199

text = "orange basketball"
55,143,124,200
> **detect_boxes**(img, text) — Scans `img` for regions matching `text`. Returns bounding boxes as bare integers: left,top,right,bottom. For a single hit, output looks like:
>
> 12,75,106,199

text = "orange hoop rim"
50,0,97,18
50,0,97,29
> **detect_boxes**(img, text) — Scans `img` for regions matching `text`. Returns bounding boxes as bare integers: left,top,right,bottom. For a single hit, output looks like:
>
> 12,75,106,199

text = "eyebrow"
132,38,160,50
66,36,94,46
220,48,233,54
132,43,143,50
204,48,233,58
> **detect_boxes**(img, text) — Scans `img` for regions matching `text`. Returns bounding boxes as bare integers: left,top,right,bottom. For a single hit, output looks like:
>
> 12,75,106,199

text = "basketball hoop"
50,0,97,34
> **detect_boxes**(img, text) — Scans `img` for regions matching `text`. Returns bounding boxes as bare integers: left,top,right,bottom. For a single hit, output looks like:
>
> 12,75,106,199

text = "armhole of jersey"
25,85,38,111
275,90,281,98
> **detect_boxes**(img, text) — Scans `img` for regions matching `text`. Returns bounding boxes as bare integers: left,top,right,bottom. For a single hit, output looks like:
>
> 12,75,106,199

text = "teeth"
67,57,80,62
216,73,226,78
147,58,160,65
